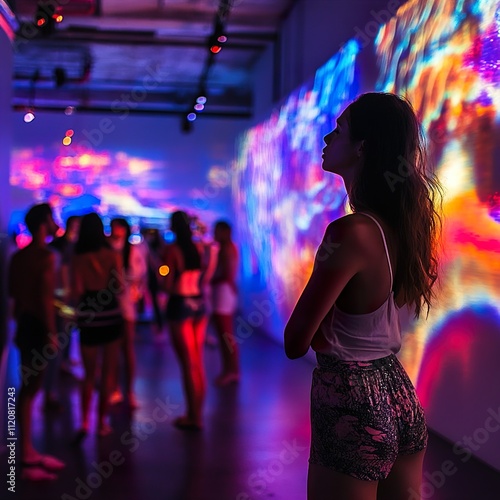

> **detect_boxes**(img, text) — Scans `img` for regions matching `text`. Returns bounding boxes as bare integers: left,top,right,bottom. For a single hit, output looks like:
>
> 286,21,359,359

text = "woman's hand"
310,308,333,352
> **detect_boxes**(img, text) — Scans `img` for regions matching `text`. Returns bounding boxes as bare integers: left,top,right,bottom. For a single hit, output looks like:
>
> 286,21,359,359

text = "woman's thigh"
308,463,378,500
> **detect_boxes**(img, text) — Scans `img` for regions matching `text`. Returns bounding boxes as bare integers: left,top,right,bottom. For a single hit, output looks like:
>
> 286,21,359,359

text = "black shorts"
166,295,206,322
77,290,124,346
15,314,51,386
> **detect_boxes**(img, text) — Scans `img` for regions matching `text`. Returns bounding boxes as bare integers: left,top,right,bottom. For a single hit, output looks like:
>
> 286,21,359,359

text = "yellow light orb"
159,265,170,276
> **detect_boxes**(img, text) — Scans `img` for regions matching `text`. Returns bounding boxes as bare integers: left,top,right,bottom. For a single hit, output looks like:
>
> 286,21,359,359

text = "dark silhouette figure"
285,93,442,500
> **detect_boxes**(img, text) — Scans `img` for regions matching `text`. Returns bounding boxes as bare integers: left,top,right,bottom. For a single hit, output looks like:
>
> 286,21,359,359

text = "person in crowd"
8,203,65,480
210,220,240,386
43,215,81,406
284,93,442,499
191,217,219,348
163,211,207,429
108,217,147,408
71,212,124,438
142,227,166,338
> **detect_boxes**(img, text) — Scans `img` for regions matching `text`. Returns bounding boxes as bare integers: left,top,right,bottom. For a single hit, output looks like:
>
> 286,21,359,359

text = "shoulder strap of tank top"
357,212,393,292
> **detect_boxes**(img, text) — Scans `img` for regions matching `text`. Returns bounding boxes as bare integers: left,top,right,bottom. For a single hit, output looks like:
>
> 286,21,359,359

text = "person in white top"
109,218,147,408
285,93,443,500
210,220,239,386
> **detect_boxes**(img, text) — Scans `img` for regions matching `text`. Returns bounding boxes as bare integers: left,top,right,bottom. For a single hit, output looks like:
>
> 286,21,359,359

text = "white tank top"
315,213,402,361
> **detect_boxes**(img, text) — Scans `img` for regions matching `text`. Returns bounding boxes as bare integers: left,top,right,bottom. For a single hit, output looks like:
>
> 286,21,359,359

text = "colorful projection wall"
233,39,361,318
234,0,500,469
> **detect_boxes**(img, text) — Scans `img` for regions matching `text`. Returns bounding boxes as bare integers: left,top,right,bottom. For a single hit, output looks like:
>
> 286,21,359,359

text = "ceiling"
10,0,297,118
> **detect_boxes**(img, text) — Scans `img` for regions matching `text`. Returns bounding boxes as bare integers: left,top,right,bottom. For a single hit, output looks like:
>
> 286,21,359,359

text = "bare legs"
122,319,137,406
307,449,426,500
18,362,65,479
80,339,121,435
18,370,44,462
212,313,239,385
110,320,137,407
377,449,426,500
168,315,208,428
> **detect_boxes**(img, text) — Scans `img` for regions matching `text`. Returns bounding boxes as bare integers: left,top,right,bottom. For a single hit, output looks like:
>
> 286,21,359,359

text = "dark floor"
1,322,499,500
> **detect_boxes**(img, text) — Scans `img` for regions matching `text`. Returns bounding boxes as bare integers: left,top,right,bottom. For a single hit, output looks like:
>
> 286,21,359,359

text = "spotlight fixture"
180,0,232,132
208,15,227,54
34,2,58,36
23,70,39,123
23,109,35,123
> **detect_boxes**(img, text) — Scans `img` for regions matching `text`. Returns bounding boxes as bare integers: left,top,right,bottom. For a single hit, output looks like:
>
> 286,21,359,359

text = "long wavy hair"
346,92,443,318
170,211,201,270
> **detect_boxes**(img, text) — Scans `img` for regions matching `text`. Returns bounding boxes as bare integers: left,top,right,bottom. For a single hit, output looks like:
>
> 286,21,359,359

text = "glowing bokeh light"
23,111,35,123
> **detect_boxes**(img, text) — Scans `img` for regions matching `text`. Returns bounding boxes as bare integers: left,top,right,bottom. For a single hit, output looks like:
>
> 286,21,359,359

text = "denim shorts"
309,353,428,481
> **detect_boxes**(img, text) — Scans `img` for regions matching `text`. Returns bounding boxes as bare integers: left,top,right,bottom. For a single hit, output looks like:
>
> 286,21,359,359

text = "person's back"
164,210,207,429
70,212,124,439
72,246,121,293
311,212,402,359
164,242,203,297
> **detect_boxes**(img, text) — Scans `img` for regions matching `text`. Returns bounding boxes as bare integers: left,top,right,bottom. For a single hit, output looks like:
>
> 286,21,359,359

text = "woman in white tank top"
284,93,442,500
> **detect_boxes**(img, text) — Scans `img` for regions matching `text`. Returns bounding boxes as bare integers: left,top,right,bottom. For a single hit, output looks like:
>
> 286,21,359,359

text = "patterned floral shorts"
309,353,428,481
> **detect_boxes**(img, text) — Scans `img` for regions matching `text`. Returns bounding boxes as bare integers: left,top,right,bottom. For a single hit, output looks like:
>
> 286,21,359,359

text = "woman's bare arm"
284,217,367,359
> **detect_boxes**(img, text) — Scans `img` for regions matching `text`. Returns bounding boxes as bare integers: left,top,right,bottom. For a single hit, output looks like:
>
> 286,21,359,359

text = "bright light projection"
233,40,361,323
9,140,230,236
233,0,500,389
372,0,500,396
9,147,170,229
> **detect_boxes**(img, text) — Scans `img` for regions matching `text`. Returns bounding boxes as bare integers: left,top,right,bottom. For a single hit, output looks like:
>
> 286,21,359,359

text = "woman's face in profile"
322,107,363,178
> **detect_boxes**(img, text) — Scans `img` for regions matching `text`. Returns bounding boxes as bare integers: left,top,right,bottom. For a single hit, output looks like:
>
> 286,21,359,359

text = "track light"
181,0,232,131
23,70,39,123
33,1,63,37
24,109,35,123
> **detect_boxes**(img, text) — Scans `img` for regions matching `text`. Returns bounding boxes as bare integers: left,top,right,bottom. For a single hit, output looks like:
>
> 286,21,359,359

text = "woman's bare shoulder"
325,213,375,240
